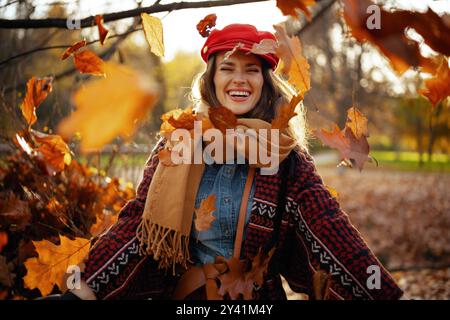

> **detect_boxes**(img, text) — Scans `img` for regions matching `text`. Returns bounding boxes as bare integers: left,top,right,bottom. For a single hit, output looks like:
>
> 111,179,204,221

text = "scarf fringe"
136,218,190,275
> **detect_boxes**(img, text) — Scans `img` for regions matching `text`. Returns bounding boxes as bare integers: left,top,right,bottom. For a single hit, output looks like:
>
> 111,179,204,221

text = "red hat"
201,24,279,70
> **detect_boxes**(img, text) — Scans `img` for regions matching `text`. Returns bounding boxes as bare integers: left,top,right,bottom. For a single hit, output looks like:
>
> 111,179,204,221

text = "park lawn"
369,150,450,173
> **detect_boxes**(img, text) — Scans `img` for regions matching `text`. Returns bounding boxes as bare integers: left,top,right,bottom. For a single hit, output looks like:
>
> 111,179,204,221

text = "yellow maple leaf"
58,62,159,153
346,106,369,139
194,195,217,232
274,24,311,96
23,235,90,296
141,13,164,57
271,94,303,130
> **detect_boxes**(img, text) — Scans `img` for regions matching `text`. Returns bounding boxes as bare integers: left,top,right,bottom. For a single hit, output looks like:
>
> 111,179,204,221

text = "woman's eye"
247,69,260,73
220,67,233,71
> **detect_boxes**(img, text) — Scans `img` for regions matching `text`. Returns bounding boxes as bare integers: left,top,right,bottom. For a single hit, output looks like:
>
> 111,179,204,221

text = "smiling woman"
40,23,403,301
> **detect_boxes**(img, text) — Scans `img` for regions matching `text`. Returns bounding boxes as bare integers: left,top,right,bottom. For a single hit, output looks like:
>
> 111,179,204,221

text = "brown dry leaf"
61,39,87,60
194,194,217,232
23,235,90,296
242,247,276,299
20,76,53,127
273,24,310,95
276,0,316,20
197,13,217,38
141,13,164,57
73,50,105,76
167,107,196,130
419,58,450,107
157,148,178,167
32,130,72,175
313,269,332,300
342,0,450,75
346,106,368,139
58,62,159,153
271,94,303,130
250,38,277,55
209,106,238,133
0,232,7,253
94,15,109,45
223,43,245,62
0,193,32,232
217,257,247,300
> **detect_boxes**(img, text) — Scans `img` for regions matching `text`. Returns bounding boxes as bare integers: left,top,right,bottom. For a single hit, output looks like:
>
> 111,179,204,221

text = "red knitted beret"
200,24,279,70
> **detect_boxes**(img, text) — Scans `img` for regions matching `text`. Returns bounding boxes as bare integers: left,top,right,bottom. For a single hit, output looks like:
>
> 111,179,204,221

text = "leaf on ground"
274,24,311,95
0,193,32,232
271,94,303,130
20,76,53,127
58,62,159,153
61,39,87,60
73,50,105,76
209,106,238,134
194,194,217,232
197,14,217,38
23,235,90,296
346,106,369,139
141,13,164,57
276,0,317,20
94,15,109,45
32,130,72,175
418,57,450,107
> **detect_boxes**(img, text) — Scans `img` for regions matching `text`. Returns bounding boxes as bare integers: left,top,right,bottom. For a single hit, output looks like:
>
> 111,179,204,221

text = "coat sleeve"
281,149,403,300
81,138,173,300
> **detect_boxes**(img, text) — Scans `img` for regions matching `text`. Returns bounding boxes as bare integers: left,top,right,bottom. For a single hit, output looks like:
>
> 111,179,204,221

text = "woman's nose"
232,72,247,84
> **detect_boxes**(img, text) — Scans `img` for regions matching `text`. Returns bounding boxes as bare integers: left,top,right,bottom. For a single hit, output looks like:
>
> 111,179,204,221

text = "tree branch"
0,0,270,29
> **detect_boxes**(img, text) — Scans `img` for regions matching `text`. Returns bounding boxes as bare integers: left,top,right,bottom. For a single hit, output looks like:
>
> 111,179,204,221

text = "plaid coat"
82,139,403,300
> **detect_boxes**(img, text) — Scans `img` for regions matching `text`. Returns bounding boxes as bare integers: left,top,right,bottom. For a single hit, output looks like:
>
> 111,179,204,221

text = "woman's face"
213,51,264,115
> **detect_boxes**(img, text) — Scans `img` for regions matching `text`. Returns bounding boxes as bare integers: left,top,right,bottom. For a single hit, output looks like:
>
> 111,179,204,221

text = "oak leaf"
23,235,90,296
32,130,72,175
94,15,109,45
141,13,164,57
73,50,105,76
197,14,217,38
58,62,159,153
61,40,87,60
20,76,53,127
419,58,450,107
274,24,311,95
194,194,217,232
346,106,368,139
271,94,303,130
276,0,316,20
209,106,238,133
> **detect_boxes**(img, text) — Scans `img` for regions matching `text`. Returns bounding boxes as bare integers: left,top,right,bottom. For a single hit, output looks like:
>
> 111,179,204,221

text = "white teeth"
229,90,250,97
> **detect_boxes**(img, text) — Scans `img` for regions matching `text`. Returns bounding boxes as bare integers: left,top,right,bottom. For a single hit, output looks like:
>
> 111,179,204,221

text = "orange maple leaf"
20,76,53,127
32,130,72,175
271,94,303,130
23,235,90,296
94,15,109,45
346,106,369,139
194,194,217,232
274,24,311,95
276,0,317,20
73,50,105,76
58,62,159,153
197,14,217,38
208,106,238,134
90,213,118,237
61,39,87,60
419,57,450,107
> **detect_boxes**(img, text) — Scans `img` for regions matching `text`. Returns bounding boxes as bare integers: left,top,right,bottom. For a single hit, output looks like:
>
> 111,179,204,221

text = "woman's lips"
227,90,251,102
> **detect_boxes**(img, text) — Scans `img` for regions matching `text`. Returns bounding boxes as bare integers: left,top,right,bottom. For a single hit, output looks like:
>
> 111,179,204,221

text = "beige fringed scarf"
136,114,297,274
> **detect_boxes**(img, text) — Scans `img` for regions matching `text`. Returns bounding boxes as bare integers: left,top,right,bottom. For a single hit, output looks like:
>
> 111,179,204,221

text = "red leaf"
196,14,217,38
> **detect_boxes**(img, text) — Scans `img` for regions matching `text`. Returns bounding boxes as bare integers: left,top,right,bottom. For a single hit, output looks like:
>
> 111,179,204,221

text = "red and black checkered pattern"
81,140,403,300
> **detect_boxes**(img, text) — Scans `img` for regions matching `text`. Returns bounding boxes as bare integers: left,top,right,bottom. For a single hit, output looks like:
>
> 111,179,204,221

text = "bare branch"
0,0,269,29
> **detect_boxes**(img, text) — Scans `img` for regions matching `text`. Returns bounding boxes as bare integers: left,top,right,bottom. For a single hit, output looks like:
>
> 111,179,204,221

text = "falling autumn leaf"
194,194,217,232
346,106,369,139
274,24,311,95
20,76,53,127
197,13,217,38
209,106,238,134
418,57,450,107
89,213,118,237
94,15,109,45
61,40,87,60
141,13,164,57
58,62,159,153
223,43,245,62
73,50,105,76
276,0,317,20
31,130,72,175
23,235,90,296
250,38,277,55
271,94,303,130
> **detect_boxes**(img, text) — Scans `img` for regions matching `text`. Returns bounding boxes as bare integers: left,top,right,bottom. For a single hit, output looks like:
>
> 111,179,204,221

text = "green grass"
369,151,450,173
